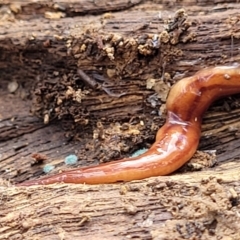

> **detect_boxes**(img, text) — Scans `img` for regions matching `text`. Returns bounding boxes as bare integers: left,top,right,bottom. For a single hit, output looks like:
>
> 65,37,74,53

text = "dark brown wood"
1,1,240,239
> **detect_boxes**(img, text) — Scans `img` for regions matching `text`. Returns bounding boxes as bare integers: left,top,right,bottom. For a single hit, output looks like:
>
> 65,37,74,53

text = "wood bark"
1,0,240,239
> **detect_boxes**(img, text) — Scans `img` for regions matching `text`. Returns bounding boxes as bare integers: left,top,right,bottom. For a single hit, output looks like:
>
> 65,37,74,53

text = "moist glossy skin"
17,65,240,186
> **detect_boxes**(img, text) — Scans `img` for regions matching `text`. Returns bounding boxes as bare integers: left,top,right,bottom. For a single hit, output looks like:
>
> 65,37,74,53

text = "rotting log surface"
1,166,240,239
1,0,240,239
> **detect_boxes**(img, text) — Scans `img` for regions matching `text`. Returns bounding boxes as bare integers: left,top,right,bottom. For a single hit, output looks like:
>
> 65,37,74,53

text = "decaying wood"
1,163,240,239
1,0,240,239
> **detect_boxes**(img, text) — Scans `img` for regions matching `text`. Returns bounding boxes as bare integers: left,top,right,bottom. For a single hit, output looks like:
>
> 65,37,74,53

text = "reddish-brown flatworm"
17,65,240,186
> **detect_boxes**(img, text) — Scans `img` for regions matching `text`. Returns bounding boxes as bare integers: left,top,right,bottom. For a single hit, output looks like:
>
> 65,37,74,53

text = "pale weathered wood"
1,162,240,239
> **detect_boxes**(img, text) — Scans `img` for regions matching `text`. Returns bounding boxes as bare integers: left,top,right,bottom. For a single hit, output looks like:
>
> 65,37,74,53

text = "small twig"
77,69,101,89
77,69,127,98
